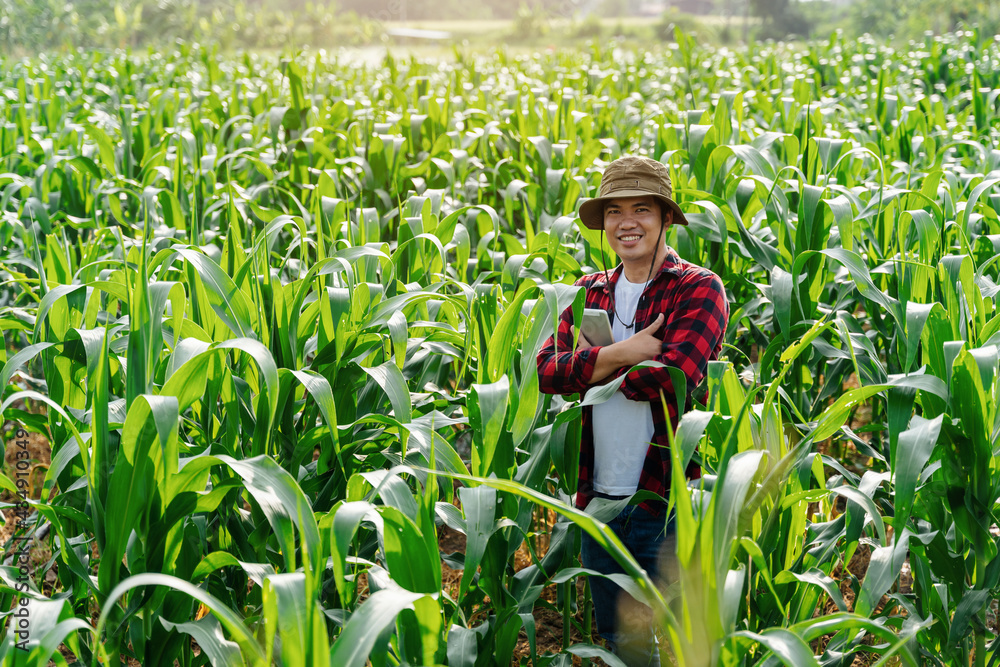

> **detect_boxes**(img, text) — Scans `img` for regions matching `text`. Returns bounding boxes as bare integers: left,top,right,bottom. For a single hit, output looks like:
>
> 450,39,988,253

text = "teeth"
620,235,641,241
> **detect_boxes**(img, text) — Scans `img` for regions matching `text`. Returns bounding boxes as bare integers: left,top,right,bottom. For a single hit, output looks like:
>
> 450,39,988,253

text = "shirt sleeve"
535,284,601,396
619,272,728,404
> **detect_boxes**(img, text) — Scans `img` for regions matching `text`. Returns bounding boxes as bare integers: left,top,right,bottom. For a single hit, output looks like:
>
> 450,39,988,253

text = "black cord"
600,216,666,331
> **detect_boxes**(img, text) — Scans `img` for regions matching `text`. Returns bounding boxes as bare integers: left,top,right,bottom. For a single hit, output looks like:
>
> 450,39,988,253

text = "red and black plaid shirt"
536,247,729,516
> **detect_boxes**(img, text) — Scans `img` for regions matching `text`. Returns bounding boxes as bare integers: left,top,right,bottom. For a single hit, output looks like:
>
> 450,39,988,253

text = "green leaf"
30,284,84,342
289,369,342,472
821,248,903,333
948,589,990,646
446,623,481,667
263,572,328,667
787,610,926,647
824,194,855,252
811,385,886,442
328,589,426,667
550,567,644,604
329,501,377,604
565,644,628,667
468,376,510,478
713,451,765,587
85,124,118,174
101,393,180,594
579,360,667,407
855,535,908,617
157,189,186,230
169,247,256,339
160,616,242,667
95,573,266,666
539,282,583,357
904,302,940,373
457,485,497,601
217,455,321,574
960,177,1000,232
362,361,412,424
732,628,820,667
774,568,847,613
380,506,441,594
0,342,55,389
191,551,275,586
510,364,540,449
892,416,942,533
829,486,886,547
949,349,991,465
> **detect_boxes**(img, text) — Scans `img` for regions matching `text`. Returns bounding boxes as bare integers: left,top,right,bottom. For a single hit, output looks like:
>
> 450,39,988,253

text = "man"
535,155,728,666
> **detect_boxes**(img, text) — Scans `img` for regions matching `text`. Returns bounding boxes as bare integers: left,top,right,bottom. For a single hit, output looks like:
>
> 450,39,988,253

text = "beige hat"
578,155,688,230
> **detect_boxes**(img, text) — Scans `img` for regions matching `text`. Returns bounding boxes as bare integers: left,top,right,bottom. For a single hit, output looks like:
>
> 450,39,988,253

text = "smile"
619,235,642,241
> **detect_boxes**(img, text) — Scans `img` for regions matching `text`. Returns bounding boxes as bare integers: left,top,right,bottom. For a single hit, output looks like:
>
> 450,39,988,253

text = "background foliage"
5,0,1000,53
2,22,1000,667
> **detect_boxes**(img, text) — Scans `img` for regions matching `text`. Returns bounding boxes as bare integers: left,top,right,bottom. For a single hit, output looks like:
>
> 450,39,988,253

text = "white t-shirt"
591,273,656,496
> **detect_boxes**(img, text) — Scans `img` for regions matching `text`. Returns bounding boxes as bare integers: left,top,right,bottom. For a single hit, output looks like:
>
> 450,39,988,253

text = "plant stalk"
562,579,572,650
582,577,593,667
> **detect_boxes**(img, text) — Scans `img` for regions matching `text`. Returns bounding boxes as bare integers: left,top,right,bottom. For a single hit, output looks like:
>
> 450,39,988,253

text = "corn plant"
2,29,1000,667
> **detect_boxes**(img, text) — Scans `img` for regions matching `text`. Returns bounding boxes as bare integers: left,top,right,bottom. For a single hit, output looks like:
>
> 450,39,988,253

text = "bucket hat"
578,155,689,230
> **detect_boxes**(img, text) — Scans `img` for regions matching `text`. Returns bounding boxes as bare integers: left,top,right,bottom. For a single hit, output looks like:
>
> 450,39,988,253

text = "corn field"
2,28,1000,666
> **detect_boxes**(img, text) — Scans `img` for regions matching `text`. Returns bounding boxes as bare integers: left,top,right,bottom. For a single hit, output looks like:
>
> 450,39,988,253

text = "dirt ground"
1,402,56,595
439,514,611,667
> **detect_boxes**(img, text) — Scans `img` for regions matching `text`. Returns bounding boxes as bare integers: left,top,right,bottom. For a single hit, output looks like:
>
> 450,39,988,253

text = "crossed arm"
576,313,665,384
535,274,728,407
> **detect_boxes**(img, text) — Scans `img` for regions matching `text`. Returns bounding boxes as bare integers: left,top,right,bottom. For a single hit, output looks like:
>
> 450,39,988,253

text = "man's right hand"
586,313,665,384
616,313,664,365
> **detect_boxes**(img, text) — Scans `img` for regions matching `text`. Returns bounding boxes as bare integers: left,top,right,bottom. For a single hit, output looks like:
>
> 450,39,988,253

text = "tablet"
581,308,614,347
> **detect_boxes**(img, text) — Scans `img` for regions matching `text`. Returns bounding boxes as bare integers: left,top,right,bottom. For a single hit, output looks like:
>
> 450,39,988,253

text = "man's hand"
615,313,664,366
576,333,592,349
586,313,665,384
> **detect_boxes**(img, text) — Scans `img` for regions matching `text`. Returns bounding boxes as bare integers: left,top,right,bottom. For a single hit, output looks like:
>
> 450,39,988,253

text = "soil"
1,401,57,595
439,511,610,667
0,422,51,544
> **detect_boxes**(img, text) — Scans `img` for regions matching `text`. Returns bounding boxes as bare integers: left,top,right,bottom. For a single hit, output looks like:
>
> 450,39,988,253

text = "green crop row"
1,29,1000,666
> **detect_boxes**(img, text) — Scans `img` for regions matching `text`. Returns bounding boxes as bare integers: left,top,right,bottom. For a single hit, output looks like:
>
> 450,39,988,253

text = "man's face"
603,196,672,266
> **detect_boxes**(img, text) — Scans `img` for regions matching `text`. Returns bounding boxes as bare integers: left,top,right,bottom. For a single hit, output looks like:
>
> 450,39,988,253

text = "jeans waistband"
591,490,631,501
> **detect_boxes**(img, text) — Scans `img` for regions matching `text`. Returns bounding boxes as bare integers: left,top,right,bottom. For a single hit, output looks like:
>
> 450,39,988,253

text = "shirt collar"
600,247,683,293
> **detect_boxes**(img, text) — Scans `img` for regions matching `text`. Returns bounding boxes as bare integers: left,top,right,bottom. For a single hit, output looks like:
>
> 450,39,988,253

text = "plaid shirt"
535,247,729,516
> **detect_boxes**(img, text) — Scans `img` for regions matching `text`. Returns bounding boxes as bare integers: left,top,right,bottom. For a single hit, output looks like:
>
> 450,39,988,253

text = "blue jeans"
581,503,672,667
